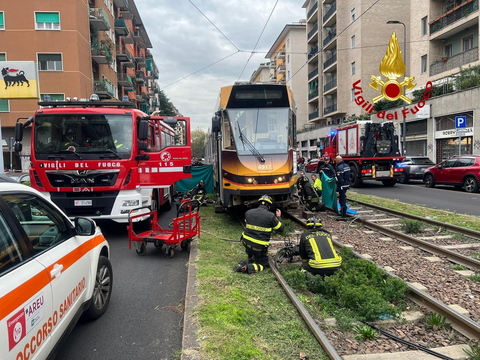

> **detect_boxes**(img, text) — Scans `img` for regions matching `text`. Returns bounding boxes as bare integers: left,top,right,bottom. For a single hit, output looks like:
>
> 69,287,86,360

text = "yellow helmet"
307,217,322,228
258,195,273,205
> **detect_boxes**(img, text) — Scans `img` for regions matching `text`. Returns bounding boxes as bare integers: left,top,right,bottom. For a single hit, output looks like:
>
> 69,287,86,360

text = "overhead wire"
237,0,279,80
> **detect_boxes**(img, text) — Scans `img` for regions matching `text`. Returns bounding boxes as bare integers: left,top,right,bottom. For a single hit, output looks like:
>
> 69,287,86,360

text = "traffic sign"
455,116,467,128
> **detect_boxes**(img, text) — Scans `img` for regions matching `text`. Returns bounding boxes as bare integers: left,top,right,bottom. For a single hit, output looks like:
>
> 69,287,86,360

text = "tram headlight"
277,176,284,182
247,177,258,185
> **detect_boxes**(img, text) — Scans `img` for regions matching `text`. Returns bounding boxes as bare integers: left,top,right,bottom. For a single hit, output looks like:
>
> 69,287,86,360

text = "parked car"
397,156,435,184
0,182,112,360
423,155,480,193
305,158,321,172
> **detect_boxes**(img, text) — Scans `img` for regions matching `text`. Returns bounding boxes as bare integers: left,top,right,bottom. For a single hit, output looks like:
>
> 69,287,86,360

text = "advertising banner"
0,61,39,99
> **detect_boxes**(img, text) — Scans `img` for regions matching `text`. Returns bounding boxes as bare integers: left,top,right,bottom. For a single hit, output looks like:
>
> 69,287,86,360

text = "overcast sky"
135,0,306,132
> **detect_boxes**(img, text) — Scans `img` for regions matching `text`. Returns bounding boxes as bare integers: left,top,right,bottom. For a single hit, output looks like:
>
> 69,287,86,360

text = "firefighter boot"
246,263,264,274
233,259,248,272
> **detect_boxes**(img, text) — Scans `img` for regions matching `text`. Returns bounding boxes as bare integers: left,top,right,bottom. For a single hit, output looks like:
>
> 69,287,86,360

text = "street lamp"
387,20,407,156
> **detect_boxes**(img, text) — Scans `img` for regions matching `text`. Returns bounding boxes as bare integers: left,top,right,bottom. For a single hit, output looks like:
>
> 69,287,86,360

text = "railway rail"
266,204,480,359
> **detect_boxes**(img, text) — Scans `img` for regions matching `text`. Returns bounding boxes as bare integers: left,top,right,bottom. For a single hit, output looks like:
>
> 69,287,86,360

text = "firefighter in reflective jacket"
299,217,342,277
234,195,284,274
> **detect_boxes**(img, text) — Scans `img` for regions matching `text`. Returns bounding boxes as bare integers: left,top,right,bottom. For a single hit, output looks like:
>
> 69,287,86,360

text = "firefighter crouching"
299,217,342,277
234,195,284,274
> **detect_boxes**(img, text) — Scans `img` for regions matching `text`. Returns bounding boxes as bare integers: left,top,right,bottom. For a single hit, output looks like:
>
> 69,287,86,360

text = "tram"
206,82,298,211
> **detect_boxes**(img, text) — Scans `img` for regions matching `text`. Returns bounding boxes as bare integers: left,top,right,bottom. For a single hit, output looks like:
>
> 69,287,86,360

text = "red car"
305,158,321,172
423,155,480,193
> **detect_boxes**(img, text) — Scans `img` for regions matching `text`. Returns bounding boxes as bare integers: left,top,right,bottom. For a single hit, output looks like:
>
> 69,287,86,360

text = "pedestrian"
299,217,342,277
234,195,283,274
192,156,204,166
335,155,351,221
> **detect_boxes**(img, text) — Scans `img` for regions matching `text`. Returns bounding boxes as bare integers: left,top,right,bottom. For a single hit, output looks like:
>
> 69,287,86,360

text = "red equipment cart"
127,200,201,257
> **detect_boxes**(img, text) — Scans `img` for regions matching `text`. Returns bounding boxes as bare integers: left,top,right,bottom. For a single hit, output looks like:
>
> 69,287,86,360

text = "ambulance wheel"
181,239,191,251
136,243,146,256
81,256,112,321
154,241,163,249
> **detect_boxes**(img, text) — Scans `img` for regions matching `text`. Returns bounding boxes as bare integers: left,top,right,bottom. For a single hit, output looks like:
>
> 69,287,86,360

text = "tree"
191,129,206,158
158,89,178,116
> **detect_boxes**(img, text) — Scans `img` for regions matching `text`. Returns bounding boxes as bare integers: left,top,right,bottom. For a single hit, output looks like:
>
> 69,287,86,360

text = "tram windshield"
34,114,133,160
228,108,289,156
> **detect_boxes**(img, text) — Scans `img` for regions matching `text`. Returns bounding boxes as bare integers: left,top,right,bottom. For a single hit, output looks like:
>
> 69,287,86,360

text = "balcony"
308,23,318,39
324,103,337,115
323,78,337,92
94,78,115,99
323,28,336,47
135,55,146,65
308,46,319,60
114,18,129,36
309,111,319,120
117,72,134,87
114,0,129,8
136,94,147,103
308,68,319,80
323,2,336,24
307,2,318,19
430,47,479,76
89,8,111,31
276,51,286,60
323,53,337,69
133,30,143,43
135,71,145,83
277,65,286,74
116,44,133,63
120,8,133,20
308,89,319,100
430,0,479,35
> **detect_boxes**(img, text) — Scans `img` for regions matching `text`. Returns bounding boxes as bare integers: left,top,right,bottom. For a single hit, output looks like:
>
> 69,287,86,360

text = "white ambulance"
0,181,112,360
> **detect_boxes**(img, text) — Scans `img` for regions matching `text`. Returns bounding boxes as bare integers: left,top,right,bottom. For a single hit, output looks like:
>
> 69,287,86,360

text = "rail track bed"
268,202,480,358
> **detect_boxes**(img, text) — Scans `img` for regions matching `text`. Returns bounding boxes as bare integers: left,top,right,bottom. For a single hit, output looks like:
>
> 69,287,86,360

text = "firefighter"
335,155,351,221
311,174,322,197
234,195,283,274
299,217,342,277
296,171,309,198
301,181,325,212
188,179,207,206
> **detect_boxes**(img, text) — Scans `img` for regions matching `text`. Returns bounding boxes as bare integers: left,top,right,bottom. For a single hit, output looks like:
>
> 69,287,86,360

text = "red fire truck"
322,121,404,187
14,98,192,223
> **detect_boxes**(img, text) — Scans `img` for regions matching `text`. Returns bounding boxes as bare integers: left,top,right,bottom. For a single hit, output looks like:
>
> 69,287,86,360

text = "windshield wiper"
55,150,83,160
237,122,265,163
93,150,121,159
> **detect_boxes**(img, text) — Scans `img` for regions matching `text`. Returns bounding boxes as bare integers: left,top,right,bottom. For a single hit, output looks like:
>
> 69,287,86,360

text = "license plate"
376,170,391,177
74,200,92,206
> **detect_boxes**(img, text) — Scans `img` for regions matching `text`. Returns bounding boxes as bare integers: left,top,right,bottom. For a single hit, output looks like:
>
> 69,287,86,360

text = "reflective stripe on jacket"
242,204,283,246
299,229,342,269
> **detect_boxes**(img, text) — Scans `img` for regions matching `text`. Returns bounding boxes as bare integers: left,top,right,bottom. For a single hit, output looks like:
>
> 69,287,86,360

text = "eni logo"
369,32,416,104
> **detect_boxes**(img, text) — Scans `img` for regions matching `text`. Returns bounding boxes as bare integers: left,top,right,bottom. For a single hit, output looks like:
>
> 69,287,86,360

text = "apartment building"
0,0,160,170
297,0,480,162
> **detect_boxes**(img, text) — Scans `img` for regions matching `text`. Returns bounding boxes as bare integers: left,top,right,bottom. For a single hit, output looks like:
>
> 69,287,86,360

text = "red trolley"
127,201,201,257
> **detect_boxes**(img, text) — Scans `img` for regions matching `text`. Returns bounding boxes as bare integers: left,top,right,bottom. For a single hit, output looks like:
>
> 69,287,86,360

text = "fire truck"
322,121,404,187
14,97,192,223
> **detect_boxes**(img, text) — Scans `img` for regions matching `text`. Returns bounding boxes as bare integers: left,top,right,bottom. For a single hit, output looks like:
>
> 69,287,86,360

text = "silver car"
398,156,435,184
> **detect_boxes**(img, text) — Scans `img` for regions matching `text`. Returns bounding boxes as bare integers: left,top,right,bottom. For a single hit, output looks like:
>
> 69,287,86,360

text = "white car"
0,182,112,360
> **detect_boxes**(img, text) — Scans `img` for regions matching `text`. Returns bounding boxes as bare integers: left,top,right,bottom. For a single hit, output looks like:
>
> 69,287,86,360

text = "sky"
135,0,306,132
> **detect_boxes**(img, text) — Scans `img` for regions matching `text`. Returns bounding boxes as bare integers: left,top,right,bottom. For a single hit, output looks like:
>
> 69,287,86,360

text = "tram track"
273,205,480,358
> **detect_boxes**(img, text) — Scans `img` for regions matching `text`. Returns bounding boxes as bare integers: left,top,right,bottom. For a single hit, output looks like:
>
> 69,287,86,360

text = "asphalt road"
54,207,189,360
306,171,480,216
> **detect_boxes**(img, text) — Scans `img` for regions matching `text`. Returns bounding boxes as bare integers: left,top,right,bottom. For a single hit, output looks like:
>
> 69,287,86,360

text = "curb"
181,239,200,360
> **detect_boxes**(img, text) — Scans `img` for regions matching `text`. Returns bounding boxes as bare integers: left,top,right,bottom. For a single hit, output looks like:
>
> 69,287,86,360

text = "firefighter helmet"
258,195,273,205
306,217,322,228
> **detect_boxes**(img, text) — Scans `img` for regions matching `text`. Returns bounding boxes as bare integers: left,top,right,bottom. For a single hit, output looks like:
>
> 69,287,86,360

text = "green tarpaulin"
176,164,214,194
321,172,338,213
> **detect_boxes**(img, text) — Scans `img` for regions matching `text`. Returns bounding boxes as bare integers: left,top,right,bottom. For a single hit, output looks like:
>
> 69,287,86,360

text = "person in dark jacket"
317,158,336,178
299,217,342,277
335,155,351,220
234,195,284,274
296,171,309,199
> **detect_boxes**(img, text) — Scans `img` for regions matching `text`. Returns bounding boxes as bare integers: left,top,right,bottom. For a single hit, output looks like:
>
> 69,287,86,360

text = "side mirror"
15,122,24,142
74,217,96,236
138,120,148,140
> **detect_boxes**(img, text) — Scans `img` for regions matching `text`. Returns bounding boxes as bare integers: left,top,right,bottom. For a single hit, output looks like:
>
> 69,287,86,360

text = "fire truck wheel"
349,164,363,187
136,243,146,256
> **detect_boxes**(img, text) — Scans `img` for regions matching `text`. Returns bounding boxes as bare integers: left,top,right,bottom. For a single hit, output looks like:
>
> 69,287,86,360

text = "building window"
421,16,427,36
351,88,355,101
351,61,356,75
421,54,427,74
40,94,65,101
463,35,473,52
351,8,355,22
0,12,4,30
351,35,355,49
38,54,63,71
445,43,452,58
35,12,60,30
287,55,290,63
